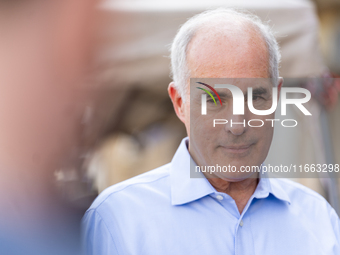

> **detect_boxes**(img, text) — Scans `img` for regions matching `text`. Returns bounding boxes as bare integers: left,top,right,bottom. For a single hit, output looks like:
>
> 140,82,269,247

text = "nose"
225,114,246,136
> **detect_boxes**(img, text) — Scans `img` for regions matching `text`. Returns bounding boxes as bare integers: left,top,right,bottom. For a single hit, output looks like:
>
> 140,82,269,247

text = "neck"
206,175,259,214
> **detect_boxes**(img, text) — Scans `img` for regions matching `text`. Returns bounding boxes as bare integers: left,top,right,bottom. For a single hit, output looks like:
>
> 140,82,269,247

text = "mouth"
219,143,254,156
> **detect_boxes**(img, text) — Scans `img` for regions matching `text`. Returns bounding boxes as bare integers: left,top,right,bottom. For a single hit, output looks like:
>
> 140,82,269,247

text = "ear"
277,77,283,101
168,82,186,124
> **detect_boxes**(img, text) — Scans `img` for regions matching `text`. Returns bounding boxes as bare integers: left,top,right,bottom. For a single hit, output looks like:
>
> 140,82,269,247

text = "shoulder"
275,178,326,201
271,178,340,231
272,178,337,214
82,162,175,254
87,163,172,212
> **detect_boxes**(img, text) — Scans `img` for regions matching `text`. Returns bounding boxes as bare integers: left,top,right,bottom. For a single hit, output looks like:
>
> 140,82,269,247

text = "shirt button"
216,195,223,201
239,220,244,227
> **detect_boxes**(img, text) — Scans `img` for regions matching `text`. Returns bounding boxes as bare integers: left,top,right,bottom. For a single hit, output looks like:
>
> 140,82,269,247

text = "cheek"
192,117,211,136
247,113,274,143
256,123,274,151
190,116,219,149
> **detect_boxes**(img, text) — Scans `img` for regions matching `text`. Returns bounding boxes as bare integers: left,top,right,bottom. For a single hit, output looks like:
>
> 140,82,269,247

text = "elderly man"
83,9,340,255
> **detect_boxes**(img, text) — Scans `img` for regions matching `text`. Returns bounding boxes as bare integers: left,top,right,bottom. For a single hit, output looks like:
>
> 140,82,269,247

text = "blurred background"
0,0,339,254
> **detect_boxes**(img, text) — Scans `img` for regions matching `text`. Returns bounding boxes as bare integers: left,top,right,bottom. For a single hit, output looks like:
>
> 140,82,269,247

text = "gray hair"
170,8,281,98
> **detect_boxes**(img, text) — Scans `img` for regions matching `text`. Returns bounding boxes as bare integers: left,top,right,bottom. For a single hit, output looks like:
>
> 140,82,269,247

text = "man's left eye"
253,96,263,101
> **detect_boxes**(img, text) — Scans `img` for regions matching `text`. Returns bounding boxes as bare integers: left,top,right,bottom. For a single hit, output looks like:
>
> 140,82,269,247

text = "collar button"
216,195,223,201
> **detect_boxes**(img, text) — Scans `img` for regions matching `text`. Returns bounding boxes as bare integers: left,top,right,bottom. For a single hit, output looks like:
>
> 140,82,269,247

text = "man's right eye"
207,97,219,103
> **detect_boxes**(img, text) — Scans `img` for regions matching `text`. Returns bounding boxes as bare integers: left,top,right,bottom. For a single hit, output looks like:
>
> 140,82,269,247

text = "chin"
215,171,257,182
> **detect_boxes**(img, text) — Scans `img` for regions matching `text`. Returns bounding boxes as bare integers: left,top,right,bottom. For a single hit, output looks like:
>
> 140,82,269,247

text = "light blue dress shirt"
83,137,340,255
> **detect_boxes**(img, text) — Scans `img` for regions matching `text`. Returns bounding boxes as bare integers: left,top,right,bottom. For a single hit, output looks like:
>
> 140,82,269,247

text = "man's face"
189,78,277,180
181,24,281,180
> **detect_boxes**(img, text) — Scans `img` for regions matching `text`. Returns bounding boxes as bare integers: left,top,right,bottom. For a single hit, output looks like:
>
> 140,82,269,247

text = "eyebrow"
244,87,268,98
215,92,231,99
202,87,268,98
199,91,232,101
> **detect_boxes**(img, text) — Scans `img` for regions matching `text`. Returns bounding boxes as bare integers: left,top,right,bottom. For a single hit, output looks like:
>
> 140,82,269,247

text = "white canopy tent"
98,0,326,87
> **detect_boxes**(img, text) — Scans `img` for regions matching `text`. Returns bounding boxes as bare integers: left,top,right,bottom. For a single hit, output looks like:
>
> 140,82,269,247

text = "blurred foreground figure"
83,8,340,255
0,0,100,254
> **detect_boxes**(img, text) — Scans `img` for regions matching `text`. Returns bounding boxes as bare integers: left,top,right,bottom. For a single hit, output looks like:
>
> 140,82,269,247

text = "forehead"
186,21,269,79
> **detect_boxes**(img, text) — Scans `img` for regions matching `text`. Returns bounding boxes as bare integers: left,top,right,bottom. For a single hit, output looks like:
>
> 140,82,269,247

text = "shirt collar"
253,170,291,204
170,137,291,205
170,138,215,205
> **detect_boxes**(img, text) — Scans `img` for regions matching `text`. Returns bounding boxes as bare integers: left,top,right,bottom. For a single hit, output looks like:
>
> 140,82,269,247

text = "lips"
220,143,254,155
